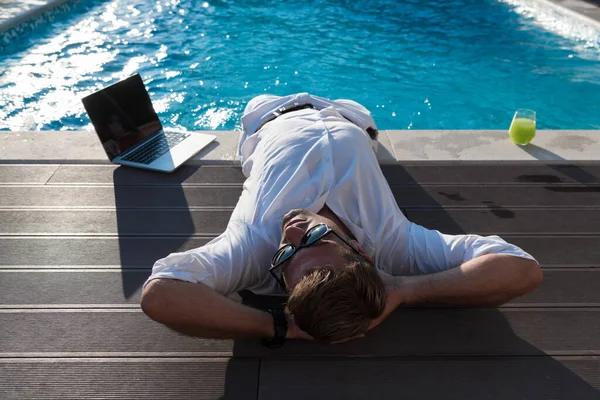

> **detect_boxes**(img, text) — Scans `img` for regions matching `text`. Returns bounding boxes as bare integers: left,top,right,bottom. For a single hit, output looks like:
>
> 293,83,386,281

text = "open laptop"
82,74,215,173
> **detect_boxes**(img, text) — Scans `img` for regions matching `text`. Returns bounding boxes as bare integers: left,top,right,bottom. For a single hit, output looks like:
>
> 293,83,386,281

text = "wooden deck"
1,161,599,399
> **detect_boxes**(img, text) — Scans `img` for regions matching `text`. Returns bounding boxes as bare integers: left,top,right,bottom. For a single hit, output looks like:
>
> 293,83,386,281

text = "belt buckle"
258,102,304,133
273,102,300,118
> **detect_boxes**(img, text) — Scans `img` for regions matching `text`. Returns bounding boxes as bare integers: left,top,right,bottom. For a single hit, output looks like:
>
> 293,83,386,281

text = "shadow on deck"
1,161,599,399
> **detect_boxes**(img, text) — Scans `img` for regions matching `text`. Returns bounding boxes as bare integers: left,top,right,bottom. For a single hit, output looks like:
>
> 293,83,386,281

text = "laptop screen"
81,74,162,161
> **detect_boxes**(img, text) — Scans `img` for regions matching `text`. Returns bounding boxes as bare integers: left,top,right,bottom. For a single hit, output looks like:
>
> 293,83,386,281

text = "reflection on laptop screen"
82,74,163,160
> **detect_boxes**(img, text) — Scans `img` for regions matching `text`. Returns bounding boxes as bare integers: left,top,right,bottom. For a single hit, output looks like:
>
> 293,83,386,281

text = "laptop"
82,74,216,173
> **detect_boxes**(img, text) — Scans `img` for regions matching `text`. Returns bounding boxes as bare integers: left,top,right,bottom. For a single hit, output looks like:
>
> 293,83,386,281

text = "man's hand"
372,255,542,312
285,312,314,341
366,256,542,333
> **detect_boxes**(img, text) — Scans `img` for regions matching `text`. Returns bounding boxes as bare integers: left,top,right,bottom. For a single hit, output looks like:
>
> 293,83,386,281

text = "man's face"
278,208,356,291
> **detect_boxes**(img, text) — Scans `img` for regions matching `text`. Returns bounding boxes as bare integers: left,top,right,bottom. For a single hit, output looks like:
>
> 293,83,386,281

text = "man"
141,93,542,346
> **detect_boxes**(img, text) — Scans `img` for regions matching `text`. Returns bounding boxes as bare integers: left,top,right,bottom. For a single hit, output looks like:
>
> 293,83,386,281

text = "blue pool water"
1,0,600,131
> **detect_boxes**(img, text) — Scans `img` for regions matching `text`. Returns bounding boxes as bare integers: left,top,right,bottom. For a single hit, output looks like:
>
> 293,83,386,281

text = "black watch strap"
261,308,288,348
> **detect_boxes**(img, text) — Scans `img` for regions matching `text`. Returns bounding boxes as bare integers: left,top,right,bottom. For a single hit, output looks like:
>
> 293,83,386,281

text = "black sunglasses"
269,223,361,291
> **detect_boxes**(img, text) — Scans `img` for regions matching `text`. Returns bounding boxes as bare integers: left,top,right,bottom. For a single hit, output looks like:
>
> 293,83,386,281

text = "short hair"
285,248,386,343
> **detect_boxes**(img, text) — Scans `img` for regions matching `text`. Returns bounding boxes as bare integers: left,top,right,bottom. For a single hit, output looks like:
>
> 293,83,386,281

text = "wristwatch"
261,308,288,348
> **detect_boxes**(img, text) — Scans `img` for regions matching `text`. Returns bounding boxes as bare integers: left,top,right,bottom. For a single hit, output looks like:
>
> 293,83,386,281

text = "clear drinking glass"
508,109,536,145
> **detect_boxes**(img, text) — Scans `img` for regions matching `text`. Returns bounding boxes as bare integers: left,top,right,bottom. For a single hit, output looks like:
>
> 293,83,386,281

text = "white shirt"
145,93,537,297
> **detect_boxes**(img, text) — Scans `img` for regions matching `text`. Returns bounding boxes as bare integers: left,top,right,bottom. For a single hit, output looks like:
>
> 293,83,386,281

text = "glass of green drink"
509,109,536,145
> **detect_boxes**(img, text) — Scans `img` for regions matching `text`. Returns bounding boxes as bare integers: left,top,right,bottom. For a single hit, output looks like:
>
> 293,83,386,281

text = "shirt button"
304,197,311,204
324,156,330,162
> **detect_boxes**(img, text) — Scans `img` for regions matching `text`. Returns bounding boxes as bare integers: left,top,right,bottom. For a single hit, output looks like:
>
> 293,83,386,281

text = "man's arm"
396,254,542,306
369,254,542,330
141,278,311,340
141,221,311,341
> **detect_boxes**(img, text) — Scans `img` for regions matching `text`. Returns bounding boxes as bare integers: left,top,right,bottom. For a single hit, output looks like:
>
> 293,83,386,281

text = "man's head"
273,208,386,343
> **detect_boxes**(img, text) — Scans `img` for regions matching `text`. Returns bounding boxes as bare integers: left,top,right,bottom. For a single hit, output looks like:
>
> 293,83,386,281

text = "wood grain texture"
391,185,600,208
500,236,600,267
0,186,241,208
0,237,211,267
2,309,598,356
381,162,600,185
0,210,230,235
405,208,600,234
1,236,597,267
1,270,598,306
259,357,600,400
0,312,233,354
2,184,599,208
2,162,600,399
48,165,246,185
2,208,597,235
236,308,600,357
0,358,258,400
26,162,600,186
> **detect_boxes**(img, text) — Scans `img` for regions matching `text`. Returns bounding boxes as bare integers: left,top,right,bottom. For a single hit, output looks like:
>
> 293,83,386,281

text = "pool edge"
1,130,599,165
0,0,73,35
529,0,600,28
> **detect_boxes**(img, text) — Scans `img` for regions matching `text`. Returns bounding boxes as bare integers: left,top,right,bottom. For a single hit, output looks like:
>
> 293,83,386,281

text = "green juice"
509,118,536,145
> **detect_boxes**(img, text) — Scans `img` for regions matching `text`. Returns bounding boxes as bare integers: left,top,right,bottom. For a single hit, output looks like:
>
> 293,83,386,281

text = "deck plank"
0,237,210,267
499,236,600,267
48,165,246,185
1,270,598,306
1,309,598,356
0,358,258,400
381,162,600,185
1,236,597,267
2,208,600,235
46,163,600,185
258,357,600,400
0,210,230,235
0,312,233,354
405,208,600,234
390,185,600,207
1,184,599,208
0,186,241,208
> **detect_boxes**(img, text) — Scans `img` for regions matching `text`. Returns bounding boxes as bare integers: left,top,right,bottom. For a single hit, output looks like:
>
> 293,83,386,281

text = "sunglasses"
269,223,361,291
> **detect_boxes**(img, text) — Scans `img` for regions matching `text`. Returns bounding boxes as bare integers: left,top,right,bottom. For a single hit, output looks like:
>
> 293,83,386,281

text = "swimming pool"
1,0,600,131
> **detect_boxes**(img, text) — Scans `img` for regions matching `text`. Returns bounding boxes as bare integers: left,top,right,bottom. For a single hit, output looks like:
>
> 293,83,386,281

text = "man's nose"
284,225,306,246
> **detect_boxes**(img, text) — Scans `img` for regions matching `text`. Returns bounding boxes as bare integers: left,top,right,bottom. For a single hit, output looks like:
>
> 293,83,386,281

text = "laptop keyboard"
121,131,191,164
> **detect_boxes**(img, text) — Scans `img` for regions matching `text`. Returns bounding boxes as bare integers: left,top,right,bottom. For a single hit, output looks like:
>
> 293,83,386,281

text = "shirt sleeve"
143,220,262,297
406,222,538,275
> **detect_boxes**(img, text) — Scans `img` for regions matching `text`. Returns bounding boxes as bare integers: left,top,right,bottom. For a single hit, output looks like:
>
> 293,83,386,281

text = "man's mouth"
281,209,306,231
